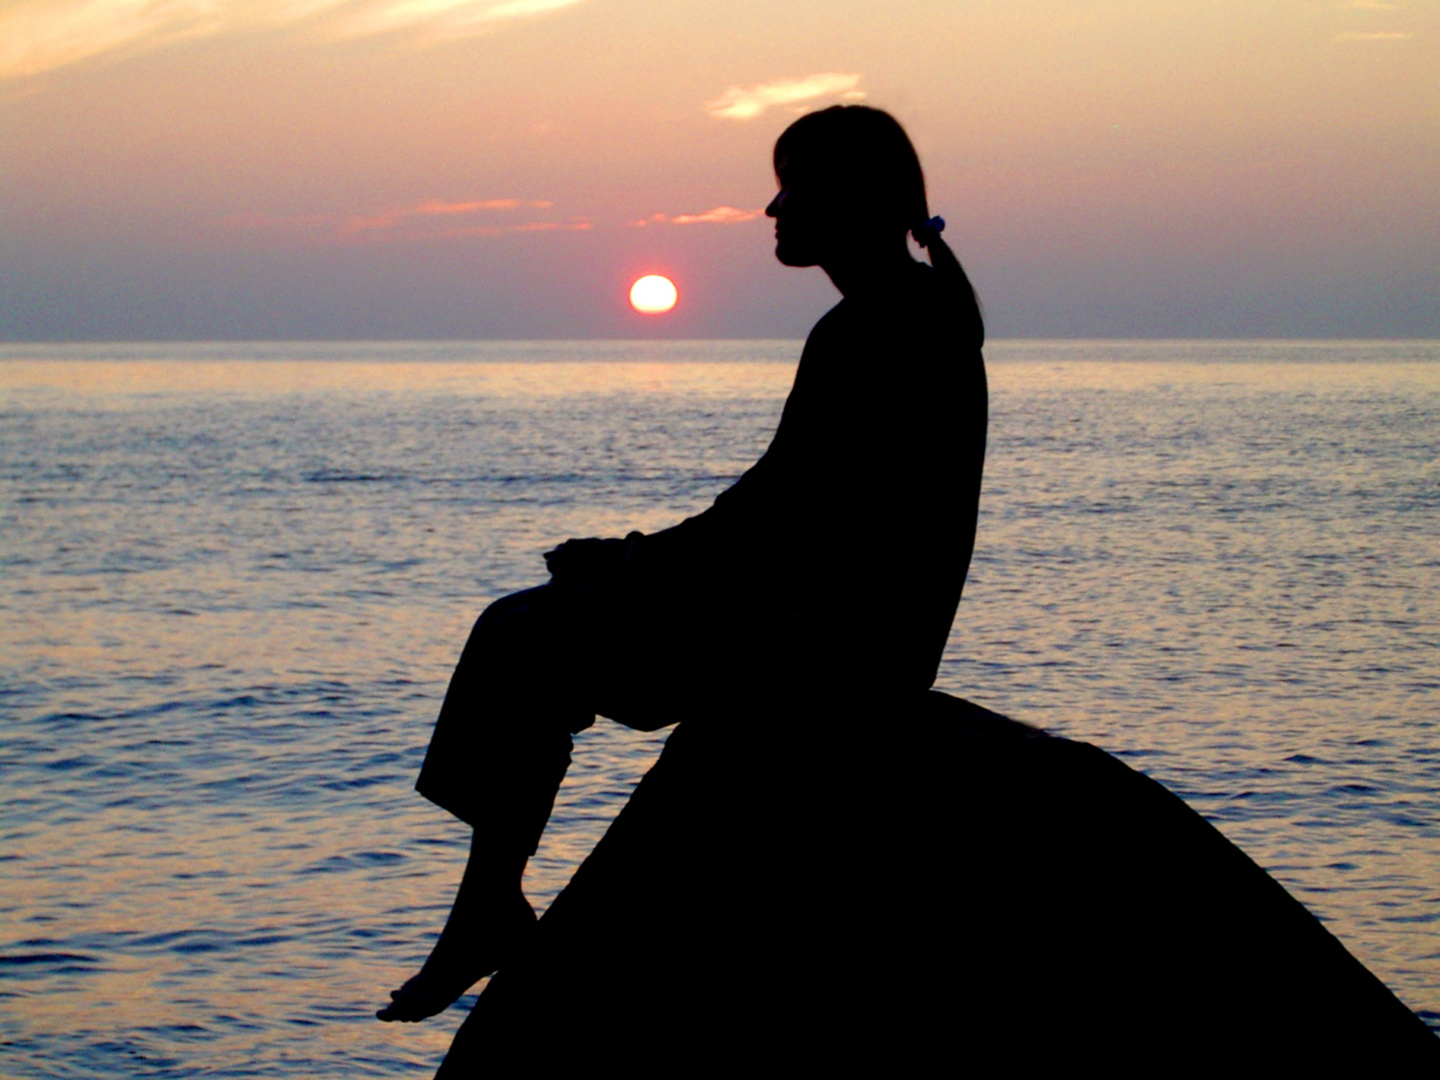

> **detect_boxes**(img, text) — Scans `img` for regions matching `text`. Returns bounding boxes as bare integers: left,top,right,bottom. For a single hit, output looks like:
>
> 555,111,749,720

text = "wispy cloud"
342,197,549,234
0,0,591,81
224,196,584,242
705,73,864,121
413,197,552,215
425,220,591,238
1333,30,1413,39
334,0,588,41
509,220,588,231
631,206,765,227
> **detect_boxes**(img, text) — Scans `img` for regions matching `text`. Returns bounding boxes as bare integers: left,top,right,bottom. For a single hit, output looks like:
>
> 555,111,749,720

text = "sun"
629,275,678,315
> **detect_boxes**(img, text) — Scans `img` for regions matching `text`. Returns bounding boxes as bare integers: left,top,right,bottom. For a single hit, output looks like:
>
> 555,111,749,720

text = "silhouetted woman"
377,105,987,1025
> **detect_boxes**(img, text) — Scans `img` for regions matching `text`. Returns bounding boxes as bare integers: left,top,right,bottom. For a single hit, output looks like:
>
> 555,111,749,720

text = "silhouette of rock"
436,692,1438,1072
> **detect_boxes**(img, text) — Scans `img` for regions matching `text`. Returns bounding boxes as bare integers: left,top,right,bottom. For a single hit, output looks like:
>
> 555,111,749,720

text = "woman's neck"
821,238,921,298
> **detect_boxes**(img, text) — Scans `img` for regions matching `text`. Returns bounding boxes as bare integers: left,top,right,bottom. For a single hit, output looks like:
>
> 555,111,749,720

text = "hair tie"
912,215,945,248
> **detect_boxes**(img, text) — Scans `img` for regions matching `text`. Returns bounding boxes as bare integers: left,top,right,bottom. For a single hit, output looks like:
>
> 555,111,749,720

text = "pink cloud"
413,198,553,215
436,220,592,238
510,220,591,232
630,205,763,227
221,199,585,243
337,196,559,235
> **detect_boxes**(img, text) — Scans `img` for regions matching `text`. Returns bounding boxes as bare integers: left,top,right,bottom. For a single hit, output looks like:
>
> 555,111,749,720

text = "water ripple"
2,342,1438,1072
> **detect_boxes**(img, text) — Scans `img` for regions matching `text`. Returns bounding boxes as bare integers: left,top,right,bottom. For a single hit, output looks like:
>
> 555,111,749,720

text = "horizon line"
4,336,1440,348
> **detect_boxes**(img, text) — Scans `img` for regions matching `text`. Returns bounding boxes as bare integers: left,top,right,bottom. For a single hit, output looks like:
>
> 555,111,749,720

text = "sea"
2,339,1438,1075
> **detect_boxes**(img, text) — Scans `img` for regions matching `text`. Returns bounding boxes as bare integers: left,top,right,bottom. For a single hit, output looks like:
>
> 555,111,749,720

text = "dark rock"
438,692,1438,1072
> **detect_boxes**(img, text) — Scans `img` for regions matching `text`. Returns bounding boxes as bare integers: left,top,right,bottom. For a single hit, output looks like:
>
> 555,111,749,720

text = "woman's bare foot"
377,886,536,1023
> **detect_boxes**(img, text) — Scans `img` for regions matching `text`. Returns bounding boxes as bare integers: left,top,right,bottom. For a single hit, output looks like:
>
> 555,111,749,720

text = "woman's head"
766,104,984,347
766,105,930,268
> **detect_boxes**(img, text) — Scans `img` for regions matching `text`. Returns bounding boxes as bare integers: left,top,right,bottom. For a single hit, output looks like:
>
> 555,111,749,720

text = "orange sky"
1,0,1436,338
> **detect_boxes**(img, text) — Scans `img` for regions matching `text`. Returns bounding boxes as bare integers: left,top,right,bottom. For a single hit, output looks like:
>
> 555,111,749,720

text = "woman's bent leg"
379,586,596,1023
416,586,595,856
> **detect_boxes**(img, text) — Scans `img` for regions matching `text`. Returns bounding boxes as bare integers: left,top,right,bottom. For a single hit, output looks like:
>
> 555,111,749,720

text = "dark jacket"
623,262,986,693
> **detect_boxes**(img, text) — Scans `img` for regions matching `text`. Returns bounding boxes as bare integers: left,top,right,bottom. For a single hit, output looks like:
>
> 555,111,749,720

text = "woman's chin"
774,241,819,268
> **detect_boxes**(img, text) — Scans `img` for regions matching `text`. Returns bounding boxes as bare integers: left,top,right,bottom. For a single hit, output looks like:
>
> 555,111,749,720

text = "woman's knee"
440,584,594,730
466,585,553,653
458,584,602,696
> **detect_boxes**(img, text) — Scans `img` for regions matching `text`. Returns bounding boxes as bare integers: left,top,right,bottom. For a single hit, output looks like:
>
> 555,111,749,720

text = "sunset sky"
1,0,1435,340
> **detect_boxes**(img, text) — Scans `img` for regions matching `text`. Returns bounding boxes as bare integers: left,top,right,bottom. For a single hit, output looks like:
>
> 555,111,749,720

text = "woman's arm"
543,447,786,590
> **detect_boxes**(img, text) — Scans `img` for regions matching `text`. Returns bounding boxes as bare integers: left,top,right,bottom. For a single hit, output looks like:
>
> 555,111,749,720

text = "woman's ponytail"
913,217,985,350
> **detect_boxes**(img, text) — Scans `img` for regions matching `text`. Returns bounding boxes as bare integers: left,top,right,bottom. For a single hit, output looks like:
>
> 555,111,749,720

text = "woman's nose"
765,190,786,218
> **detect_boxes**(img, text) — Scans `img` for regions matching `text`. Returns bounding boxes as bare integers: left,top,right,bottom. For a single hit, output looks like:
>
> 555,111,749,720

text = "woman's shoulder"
856,266,977,354
799,263,983,386
804,298,852,342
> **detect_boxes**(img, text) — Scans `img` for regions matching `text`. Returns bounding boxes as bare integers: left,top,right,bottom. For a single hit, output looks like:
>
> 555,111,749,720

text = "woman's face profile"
766,156,829,268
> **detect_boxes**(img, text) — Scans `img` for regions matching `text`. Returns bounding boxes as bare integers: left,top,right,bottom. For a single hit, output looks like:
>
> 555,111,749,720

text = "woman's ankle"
456,833,529,898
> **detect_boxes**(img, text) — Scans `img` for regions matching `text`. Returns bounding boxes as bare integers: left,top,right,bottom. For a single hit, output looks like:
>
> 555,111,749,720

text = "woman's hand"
543,532,644,585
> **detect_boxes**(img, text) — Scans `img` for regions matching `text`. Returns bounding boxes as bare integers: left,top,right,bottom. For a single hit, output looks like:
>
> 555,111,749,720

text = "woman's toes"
377,985,432,1022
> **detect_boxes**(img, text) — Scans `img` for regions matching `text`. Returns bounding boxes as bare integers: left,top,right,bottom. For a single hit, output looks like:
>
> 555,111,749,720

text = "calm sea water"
2,339,1438,1075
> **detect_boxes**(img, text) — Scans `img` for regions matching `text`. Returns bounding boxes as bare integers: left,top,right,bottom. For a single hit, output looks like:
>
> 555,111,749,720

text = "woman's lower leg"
377,832,537,1023
380,587,593,1022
